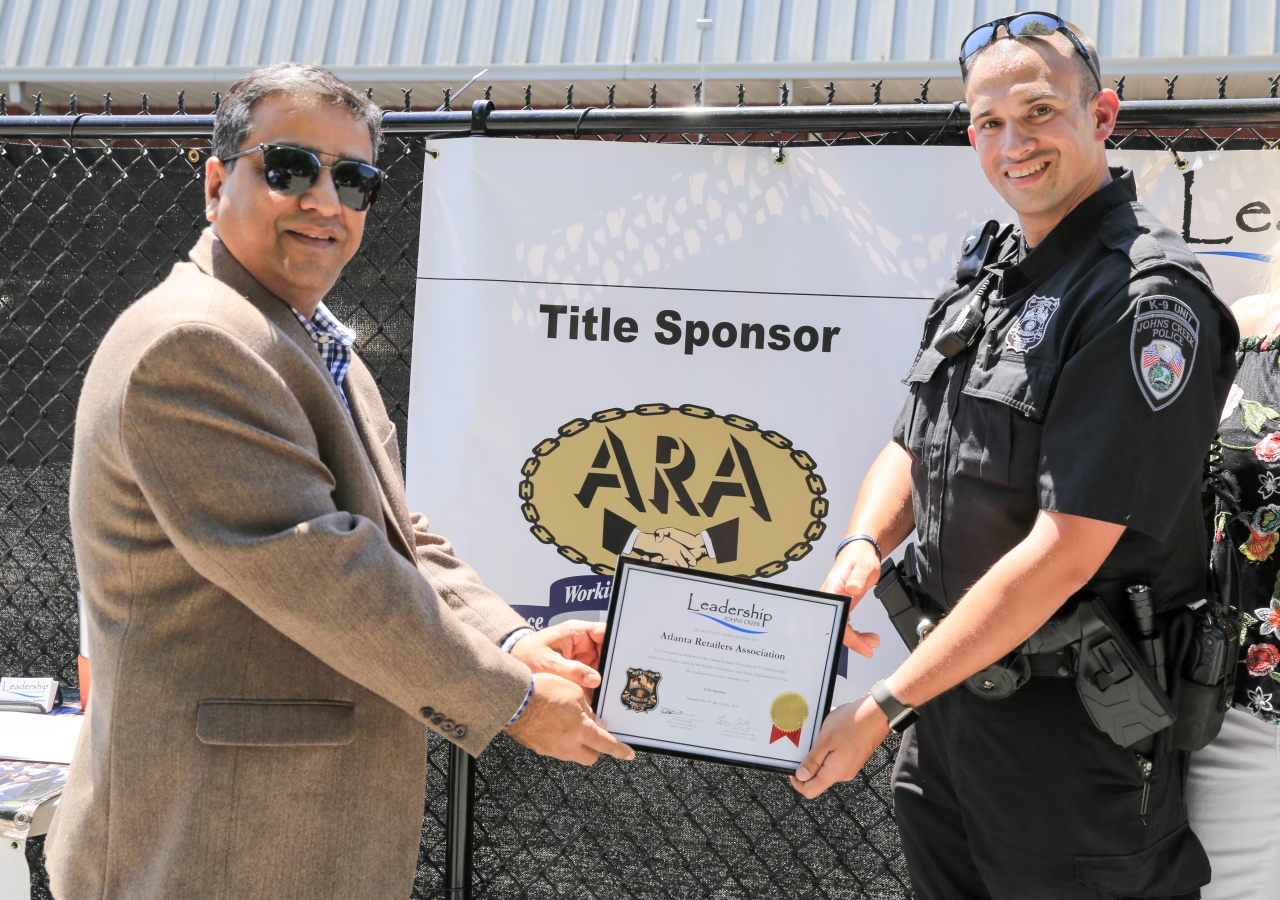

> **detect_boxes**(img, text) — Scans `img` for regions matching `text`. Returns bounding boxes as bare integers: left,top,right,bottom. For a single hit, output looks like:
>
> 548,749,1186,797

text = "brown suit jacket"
46,229,532,899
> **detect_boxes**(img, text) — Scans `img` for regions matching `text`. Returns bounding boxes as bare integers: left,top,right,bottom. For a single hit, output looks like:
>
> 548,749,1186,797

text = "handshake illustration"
632,528,709,567
602,509,740,567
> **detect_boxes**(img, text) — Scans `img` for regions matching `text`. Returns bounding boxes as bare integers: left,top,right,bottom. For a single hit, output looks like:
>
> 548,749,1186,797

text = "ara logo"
519,404,828,577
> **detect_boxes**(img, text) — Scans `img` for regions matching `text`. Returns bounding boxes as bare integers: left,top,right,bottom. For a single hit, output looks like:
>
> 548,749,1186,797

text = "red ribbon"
769,725,802,746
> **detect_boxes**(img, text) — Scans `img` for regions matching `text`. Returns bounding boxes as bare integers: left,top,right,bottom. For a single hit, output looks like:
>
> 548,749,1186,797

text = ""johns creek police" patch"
1131,296,1199,411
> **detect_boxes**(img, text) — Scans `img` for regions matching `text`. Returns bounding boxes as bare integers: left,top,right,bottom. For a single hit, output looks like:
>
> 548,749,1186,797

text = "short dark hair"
965,22,1102,108
213,63,382,166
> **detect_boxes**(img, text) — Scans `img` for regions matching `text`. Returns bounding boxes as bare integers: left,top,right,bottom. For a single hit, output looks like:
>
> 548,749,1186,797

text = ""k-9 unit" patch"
1131,296,1199,412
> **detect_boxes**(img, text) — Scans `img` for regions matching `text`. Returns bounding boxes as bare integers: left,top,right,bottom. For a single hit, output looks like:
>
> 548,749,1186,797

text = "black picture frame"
594,557,851,775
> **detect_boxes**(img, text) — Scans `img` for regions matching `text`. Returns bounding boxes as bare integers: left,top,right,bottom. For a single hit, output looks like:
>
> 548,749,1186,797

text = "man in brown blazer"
45,63,632,899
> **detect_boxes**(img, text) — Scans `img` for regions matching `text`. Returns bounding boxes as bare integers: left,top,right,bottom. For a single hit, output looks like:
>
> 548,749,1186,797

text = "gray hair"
213,63,382,166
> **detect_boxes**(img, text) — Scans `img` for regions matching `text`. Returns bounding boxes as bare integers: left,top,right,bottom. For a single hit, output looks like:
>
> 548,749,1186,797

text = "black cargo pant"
892,677,1210,900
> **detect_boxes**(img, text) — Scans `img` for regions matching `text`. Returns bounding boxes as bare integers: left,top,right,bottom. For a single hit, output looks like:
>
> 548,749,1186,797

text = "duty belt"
873,549,1179,747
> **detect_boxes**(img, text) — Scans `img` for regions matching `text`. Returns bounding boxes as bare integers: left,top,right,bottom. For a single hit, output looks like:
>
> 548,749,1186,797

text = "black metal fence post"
444,744,475,899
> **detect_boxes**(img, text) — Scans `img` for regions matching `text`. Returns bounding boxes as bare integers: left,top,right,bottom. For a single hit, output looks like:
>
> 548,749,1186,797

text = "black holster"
873,552,931,652
1074,598,1178,747
1021,593,1178,747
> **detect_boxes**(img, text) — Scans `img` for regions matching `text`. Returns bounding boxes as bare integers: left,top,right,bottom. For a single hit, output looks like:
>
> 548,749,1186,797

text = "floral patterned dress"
1215,334,1280,723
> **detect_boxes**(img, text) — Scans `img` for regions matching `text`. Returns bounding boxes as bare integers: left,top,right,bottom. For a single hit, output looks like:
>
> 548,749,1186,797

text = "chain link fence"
471,733,905,900
2,97,1278,898
0,131,423,682
0,130,451,896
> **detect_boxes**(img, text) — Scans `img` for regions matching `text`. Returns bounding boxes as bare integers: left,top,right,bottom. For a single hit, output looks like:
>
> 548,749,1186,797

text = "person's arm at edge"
792,509,1123,798
1230,292,1280,335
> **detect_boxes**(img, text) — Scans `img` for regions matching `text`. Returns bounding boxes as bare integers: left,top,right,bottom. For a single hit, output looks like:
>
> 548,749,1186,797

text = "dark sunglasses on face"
959,11,1103,93
221,143,385,212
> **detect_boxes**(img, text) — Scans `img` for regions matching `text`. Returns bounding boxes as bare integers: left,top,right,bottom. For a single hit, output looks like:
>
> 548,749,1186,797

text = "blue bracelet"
835,533,882,561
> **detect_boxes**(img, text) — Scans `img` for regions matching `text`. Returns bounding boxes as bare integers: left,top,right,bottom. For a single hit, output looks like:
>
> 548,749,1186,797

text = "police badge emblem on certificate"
1131,296,1199,411
621,668,661,712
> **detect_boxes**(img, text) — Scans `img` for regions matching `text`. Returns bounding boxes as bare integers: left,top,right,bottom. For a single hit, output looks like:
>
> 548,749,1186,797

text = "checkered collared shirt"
289,302,356,412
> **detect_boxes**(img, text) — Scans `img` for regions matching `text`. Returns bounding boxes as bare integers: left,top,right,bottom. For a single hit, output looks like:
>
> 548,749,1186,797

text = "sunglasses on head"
959,11,1102,93
221,143,385,212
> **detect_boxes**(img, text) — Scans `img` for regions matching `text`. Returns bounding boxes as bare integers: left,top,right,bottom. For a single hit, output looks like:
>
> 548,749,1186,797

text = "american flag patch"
1142,341,1185,377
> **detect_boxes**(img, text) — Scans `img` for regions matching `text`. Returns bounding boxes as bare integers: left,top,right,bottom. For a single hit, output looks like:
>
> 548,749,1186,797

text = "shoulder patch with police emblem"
1131,296,1199,411
1005,295,1060,353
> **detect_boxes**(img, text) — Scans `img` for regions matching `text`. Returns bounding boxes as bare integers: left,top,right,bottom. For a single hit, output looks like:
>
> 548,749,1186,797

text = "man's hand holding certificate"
594,559,849,772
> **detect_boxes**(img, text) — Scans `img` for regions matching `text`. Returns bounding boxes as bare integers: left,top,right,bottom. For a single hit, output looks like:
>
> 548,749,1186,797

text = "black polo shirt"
893,168,1237,615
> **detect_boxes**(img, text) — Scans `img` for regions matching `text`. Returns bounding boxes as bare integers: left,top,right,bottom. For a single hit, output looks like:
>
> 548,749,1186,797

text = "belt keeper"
835,533,882,561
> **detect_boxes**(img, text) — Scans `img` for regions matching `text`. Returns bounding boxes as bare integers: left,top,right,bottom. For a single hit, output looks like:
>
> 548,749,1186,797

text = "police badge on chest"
1130,297,1199,411
1005,295,1060,354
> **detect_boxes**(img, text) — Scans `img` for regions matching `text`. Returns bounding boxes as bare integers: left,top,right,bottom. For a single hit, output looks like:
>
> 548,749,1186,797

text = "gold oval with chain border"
519,404,828,577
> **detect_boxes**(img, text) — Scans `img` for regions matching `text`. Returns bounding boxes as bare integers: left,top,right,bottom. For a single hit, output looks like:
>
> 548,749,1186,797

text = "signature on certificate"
659,707,686,717
715,714,753,729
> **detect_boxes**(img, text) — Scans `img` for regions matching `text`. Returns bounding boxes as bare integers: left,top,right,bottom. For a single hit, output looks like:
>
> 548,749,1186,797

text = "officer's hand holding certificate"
594,559,849,772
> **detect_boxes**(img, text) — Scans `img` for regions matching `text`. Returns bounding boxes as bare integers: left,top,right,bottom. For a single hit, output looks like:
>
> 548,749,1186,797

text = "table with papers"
0,710,82,900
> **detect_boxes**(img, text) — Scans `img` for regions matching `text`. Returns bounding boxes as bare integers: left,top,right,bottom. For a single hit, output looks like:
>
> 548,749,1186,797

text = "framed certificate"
594,558,850,773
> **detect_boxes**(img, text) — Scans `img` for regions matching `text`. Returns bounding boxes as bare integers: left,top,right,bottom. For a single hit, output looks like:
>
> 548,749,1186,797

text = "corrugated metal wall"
5,0,1280,69
2,0,1279,107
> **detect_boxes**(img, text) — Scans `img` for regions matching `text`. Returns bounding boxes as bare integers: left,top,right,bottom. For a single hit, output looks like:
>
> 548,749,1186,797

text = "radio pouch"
1166,553,1239,749
954,220,1002,285
1168,448,1246,751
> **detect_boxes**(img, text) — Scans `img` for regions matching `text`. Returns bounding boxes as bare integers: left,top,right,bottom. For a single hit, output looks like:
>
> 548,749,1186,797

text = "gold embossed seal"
769,691,810,746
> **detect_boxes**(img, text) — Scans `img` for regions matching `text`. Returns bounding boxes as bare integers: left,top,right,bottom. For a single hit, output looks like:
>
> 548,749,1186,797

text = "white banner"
405,139,1280,705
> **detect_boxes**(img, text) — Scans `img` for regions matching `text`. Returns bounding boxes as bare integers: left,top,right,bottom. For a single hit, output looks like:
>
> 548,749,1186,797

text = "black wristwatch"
870,680,919,733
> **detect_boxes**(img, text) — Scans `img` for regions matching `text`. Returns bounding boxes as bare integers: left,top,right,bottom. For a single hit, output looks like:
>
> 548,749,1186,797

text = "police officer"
791,14,1237,900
